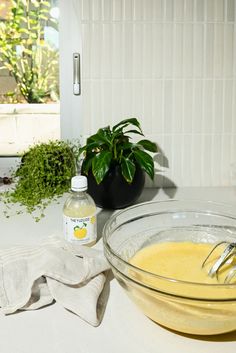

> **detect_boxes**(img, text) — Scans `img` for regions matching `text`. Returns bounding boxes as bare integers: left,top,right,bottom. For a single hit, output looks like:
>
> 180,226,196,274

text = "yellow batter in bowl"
124,241,236,335
103,200,236,335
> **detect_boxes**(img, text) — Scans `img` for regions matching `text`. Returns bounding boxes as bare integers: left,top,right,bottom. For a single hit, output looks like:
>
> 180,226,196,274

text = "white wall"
80,0,236,187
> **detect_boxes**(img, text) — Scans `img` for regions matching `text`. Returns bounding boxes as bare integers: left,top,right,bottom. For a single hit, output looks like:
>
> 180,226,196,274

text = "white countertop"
0,187,236,353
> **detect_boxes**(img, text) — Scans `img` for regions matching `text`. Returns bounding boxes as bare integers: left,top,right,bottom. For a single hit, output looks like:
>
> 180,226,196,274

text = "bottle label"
63,214,97,244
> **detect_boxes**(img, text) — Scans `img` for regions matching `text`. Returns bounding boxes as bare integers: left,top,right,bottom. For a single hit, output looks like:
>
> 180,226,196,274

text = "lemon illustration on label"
74,225,87,239
90,216,96,224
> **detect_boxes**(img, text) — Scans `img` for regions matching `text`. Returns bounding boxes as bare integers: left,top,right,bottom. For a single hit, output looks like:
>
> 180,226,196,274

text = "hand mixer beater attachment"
202,241,236,283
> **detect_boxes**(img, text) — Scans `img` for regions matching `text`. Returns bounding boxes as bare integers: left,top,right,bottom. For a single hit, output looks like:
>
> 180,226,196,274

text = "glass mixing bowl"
103,200,236,335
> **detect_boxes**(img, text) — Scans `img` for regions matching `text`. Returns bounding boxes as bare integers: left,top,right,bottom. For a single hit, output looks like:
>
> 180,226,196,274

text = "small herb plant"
1,140,80,221
80,118,158,184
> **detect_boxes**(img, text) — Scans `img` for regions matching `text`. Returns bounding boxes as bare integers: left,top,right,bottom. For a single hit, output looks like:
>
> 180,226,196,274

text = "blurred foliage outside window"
0,0,59,104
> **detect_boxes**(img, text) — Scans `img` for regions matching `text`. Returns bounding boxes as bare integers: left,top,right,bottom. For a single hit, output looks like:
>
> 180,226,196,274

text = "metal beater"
202,241,236,283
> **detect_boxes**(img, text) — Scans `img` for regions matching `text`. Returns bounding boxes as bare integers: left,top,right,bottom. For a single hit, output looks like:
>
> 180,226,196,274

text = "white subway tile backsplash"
213,80,224,133
90,23,102,78
152,24,163,78
112,0,122,20
173,80,183,133
143,0,154,21
174,0,184,21
101,24,112,78
196,0,205,22
211,134,223,186
81,0,236,187
111,23,123,78
223,80,233,133
133,23,144,78
206,0,215,22
92,0,102,21
81,0,91,21
82,81,92,133
133,0,144,21
121,80,134,117
227,0,235,22
101,81,113,125
202,80,213,133
123,0,133,20
131,80,144,119
90,81,102,130
163,81,173,133
173,24,183,77
165,0,174,21
182,134,193,185
163,23,173,77
205,24,214,77
111,81,122,122
233,80,236,133
151,80,164,133
102,0,112,21
224,24,234,77
143,24,154,78
191,134,203,186
213,24,224,77
221,134,232,185
153,0,164,20
231,135,236,179
192,80,202,133
193,24,204,77
215,0,225,22
202,134,213,185
81,24,91,79
185,0,194,21
123,23,134,78
162,134,174,185
143,81,153,134
183,24,193,77
170,134,181,184
183,80,193,133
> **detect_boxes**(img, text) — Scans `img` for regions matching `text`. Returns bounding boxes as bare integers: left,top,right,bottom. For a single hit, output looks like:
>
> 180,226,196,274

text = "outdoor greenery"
1,140,80,221
80,118,158,184
0,0,59,103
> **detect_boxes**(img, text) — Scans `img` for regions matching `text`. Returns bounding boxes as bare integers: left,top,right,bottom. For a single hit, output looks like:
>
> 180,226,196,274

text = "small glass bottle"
63,175,97,246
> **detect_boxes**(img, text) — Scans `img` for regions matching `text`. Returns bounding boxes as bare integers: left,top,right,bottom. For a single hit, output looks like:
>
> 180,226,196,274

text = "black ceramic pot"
83,163,145,209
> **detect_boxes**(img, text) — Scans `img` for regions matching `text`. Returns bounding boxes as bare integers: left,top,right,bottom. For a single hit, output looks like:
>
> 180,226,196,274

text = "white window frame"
59,0,83,141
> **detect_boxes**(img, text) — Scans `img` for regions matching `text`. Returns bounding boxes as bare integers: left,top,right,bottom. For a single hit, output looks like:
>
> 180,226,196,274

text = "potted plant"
1,140,80,221
79,118,158,209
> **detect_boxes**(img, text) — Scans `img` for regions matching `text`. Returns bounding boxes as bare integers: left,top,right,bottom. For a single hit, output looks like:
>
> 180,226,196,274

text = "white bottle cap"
71,175,88,191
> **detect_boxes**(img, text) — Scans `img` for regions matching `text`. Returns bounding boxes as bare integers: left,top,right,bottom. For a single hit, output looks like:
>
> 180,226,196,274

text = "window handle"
73,53,80,95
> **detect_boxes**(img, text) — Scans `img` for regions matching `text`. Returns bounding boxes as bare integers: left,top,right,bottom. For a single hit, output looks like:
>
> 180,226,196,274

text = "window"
0,0,60,156
0,0,82,177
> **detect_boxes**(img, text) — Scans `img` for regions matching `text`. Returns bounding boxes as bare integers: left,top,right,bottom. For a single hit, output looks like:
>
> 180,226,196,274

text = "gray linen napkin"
0,236,110,326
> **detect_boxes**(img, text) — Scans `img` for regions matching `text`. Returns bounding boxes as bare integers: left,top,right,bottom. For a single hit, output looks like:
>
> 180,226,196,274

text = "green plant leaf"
116,142,134,151
133,150,155,180
112,118,142,133
92,151,112,184
79,141,103,155
87,128,111,147
125,129,144,136
96,128,112,145
121,157,136,183
137,139,158,152
81,153,95,175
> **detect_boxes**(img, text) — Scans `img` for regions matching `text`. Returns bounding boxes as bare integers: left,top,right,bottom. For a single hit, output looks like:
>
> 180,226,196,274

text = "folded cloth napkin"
0,236,110,326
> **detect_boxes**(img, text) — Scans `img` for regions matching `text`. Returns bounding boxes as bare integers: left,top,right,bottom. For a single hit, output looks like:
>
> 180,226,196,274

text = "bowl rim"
102,199,236,292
